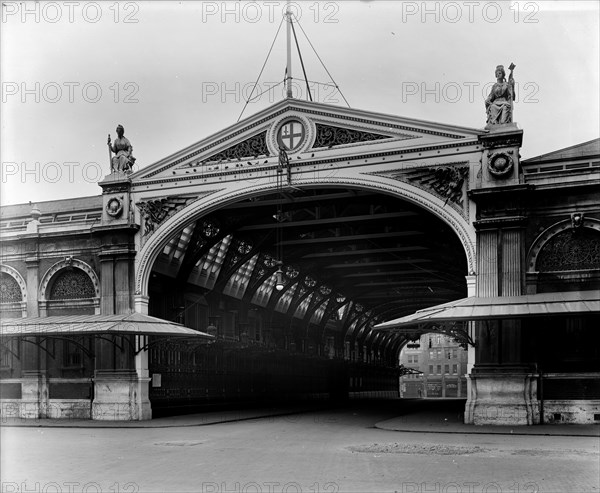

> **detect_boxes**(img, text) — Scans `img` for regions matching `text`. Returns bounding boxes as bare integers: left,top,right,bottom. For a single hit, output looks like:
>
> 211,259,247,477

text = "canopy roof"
0,313,214,338
373,291,600,331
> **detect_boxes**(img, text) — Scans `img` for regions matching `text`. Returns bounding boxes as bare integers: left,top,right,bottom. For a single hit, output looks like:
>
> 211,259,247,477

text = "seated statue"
108,124,136,173
485,64,515,126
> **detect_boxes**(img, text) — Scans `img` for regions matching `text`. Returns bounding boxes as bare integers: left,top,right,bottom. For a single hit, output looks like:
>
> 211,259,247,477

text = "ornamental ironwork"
237,240,253,255
304,275,316,287
312,124,390,149
0,273,22,303
50,269,96,300
537,229,600,272
319,285,332,296
285,266,299,279
202,220,219,238
201,132,269,164
263,255,278,268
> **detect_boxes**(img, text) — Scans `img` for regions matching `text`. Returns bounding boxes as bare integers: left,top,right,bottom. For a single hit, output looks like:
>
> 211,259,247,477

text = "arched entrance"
137,183,472,414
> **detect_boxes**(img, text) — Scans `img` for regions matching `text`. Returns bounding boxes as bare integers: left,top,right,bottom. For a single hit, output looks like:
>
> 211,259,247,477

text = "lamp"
273,148,286,292
275,266,285,291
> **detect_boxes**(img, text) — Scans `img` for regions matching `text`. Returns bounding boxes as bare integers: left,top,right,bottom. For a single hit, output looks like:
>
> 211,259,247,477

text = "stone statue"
108,124,136,173
485,63,516,126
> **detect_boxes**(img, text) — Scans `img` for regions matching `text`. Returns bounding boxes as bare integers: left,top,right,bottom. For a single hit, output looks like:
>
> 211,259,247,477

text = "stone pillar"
25,258,39,317
465,223,539,425
20,368,49,419
465,275,477,401
134,337,152,420
21,247,48,418
466,218,538,425
134,295,150,315
465,125,539,425
91,172,151,420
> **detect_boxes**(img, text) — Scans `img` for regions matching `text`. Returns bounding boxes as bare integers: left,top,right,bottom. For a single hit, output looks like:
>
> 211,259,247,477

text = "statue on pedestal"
485,63,516,126
108,124,136,173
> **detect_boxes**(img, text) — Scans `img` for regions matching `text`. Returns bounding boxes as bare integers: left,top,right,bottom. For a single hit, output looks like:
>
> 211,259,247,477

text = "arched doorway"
141,185,470,414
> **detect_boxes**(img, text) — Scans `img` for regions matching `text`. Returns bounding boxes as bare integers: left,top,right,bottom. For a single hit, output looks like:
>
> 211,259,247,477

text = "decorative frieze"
182,132,270,168
312,124,392,149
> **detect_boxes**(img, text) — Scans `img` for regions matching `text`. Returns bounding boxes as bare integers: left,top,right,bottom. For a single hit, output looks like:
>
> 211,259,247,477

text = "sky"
1,0,599,207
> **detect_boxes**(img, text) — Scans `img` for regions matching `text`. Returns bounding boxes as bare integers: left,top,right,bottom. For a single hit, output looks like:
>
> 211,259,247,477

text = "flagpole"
285,1,293,98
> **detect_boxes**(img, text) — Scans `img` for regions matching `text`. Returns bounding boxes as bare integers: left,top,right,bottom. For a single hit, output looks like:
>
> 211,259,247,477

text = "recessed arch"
0,264,28,317
135,175,476,299
38,259,100,302
526,217,600,272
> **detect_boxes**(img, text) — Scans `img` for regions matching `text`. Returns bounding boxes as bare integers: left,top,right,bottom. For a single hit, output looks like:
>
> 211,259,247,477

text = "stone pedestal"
92,370,151,421
465,369,539,425
20,371,48,419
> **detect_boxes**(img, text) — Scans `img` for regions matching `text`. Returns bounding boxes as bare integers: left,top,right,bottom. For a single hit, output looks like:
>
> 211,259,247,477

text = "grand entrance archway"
140,183,470,412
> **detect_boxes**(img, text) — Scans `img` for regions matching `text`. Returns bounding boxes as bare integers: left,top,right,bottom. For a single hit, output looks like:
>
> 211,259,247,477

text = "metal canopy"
0,313,214,338
373,291,600,331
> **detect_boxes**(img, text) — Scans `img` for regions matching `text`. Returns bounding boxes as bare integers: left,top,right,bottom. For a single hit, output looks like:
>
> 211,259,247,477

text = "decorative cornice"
474,216,528,230
132,139,481,189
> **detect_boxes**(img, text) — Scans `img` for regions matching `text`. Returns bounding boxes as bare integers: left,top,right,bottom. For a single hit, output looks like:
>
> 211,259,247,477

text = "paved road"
1,402,598,493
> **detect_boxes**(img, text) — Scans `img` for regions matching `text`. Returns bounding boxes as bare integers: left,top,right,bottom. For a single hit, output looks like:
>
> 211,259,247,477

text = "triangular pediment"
133,99,484,184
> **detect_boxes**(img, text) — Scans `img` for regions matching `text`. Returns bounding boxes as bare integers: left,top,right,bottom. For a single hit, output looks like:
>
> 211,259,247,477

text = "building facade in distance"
399,334,468,399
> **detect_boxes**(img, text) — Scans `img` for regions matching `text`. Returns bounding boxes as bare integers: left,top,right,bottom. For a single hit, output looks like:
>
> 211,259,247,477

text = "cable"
290,17,312,102
292,14,351,108
246,81,285,103
237,16,285,122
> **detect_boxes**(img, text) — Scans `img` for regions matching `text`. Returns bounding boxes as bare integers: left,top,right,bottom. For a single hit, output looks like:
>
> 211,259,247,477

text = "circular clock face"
276,119,306,152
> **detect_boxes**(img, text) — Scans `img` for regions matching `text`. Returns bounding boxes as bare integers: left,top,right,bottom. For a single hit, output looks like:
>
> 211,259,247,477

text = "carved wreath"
488,152,514,178
106,197,123,218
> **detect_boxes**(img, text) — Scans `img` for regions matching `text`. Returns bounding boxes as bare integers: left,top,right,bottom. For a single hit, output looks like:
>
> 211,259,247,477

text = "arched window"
49,269,96,300
0,267,27,318
0,272,22,303
536,227,600,293
39,259,100,316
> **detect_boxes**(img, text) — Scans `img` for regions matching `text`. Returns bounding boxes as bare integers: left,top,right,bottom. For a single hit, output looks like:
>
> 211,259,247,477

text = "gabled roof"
523,138,600,164
132,98,485,183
